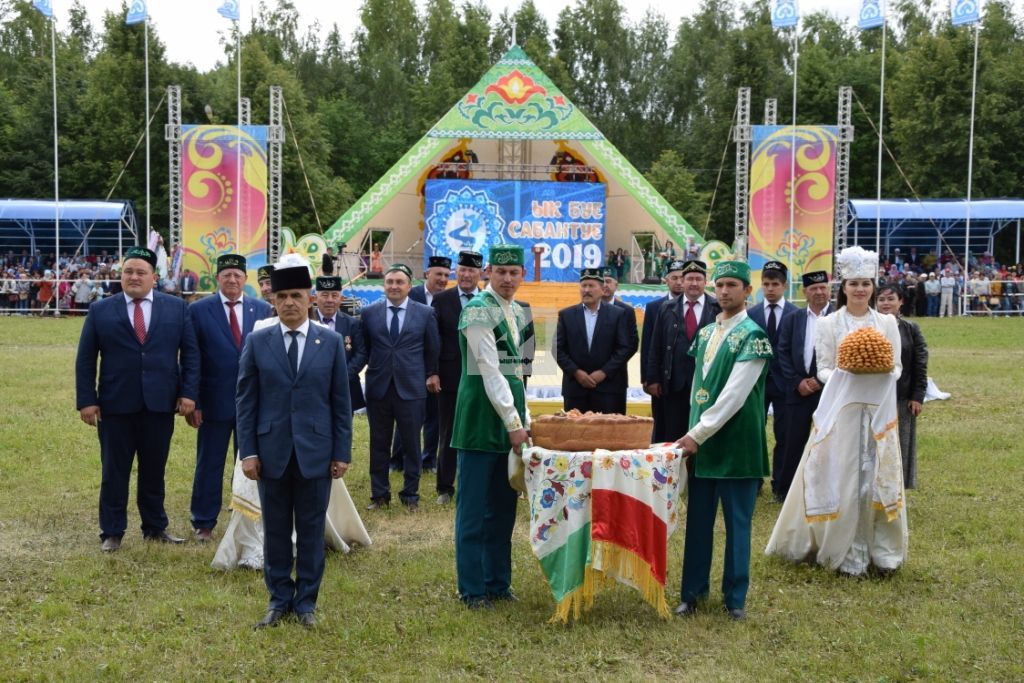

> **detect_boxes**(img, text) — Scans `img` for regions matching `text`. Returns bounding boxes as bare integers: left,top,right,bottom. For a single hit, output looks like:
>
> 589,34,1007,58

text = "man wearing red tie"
646,260,721,441
75,246,200,551
186,254,272,541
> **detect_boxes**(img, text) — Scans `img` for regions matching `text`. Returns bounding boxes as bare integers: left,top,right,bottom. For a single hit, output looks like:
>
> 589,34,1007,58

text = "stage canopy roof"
0,199,139,257
847,198,1024,257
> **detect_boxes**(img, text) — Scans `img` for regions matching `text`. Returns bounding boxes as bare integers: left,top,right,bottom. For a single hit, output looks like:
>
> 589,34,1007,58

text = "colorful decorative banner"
951,0,981,27
858,0,885,30
180,125,268,296
424,179,605,282
520,445,685,623
748,125,838,298
772,0,799,28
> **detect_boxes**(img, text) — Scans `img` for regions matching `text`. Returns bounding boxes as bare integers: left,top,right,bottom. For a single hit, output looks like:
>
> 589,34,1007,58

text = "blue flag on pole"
951,0,981,26
772,0,798,29
32,0,53,18
858,0,885,30
126,0,147,25
217,0,240,21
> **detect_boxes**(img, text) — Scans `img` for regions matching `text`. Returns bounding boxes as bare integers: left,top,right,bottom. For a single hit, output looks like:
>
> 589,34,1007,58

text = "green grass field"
1,316,1022,681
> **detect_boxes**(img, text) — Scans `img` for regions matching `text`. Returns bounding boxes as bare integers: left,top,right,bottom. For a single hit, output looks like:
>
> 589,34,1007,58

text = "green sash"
688,316,773,479
450,290,528,454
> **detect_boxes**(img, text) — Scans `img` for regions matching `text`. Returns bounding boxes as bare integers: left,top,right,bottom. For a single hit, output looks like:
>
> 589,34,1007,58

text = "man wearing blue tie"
75,246,200,552
361,264,441,511
186,254,272,542
313,275,367,412
236,257,352,629
746,260,800,498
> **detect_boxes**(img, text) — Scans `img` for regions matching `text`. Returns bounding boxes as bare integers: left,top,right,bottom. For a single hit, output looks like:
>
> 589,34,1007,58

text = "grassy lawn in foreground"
0,316,1022,680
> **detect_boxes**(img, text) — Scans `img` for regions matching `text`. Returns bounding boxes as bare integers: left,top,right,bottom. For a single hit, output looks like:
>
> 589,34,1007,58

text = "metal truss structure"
733,87,752,257
239,97,251,126
164,85,182,249
833,85,854,273
765,98,778,125
268,86,284,262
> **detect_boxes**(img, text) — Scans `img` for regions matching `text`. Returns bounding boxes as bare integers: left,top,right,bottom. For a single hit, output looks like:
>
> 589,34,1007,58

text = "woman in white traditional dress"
212,255,372,570
765,247,908,576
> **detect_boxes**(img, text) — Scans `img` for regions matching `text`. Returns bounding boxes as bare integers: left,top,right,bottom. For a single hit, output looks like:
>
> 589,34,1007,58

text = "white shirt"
682,293,705,322
458,287,476,309
219,291,244,330
685,310,767,445
463,285,531,432
316,309,336,331
762,296,786,322
123,290,154,332
280,319,310,370
803,304,828,374
386,297,408,335
583,301,600,349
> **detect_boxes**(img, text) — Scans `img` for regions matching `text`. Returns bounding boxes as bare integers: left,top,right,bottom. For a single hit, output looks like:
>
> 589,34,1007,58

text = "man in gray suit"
361,264,441,511
236,257,352,629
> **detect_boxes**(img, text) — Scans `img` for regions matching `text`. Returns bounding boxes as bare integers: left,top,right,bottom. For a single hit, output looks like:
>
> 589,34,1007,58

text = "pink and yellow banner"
180,125,269,296
748,125,838,298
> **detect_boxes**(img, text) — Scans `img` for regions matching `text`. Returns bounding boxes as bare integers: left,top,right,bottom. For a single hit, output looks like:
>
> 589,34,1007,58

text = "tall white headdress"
836,246,879,280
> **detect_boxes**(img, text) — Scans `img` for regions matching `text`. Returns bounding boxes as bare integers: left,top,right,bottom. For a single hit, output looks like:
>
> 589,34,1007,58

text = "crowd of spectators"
877,247,1024,316
1,249,125,315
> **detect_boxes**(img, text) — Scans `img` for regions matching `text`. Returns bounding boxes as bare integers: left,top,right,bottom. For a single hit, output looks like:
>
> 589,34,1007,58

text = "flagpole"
788,24,799,299
144,16,151,248
964,21,980,314
50,16,61,317
874,6,886,256
235,19,241,240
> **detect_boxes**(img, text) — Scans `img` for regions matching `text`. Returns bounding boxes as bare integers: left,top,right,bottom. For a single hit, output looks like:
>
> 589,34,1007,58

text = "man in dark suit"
431,250,482,504
320,246,335,276
186,254,272,541
236,257,352,629
393,256,450,473
775,270,831,500
602,269,640,395
362,264,441,511
555,268,635,414
640,271,675,441
75,246,199,552
314,275,367,412
647,260,720,441
746,260,800,498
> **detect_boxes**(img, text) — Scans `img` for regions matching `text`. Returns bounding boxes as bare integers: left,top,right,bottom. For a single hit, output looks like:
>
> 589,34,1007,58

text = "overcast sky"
51,0,923,73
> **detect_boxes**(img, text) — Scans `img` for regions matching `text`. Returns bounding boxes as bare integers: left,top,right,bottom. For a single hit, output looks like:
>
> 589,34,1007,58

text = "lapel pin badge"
315,339,321,345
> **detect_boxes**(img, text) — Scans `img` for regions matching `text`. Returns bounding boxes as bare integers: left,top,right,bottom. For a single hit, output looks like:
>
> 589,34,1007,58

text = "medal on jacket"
695,388,710,405
344,335,352,352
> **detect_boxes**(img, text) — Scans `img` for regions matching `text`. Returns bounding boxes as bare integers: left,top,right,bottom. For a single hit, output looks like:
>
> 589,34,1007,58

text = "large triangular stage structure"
324,46,701,261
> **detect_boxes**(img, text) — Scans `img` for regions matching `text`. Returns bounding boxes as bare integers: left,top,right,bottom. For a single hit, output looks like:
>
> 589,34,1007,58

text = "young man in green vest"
450,244,531,609
674,260,772,621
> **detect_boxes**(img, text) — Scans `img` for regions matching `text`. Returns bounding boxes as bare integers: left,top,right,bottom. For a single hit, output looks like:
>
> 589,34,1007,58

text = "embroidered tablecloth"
516,445,685,622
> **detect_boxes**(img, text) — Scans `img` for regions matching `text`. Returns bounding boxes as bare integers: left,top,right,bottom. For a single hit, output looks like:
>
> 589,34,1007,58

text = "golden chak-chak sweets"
837,327,894,374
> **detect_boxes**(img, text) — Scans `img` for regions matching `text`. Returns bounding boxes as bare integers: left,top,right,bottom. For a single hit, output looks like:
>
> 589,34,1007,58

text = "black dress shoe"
674,601,697,617
254,609,287,630
194,528,213,542
436,493,453,505
145,531,185,544
366,498,390,511
296,612,317,629
725,607,746,621
464,597,493,610
101,536,122,552
403,500,420,512
488,591,518,602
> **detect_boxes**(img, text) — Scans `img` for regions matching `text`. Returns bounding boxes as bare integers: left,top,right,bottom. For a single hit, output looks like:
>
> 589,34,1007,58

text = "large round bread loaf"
531,410,653,451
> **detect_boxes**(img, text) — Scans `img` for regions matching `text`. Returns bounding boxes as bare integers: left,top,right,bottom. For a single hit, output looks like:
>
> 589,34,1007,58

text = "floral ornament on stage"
456,69,574,131
774,231,814,271
279,227,328,272
199,227,237,263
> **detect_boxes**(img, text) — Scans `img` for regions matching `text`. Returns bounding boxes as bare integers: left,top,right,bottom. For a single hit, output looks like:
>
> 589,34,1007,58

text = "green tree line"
2,0,1023,248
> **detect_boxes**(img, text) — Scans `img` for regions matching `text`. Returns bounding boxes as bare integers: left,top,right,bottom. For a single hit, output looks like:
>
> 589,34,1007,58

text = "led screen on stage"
424,179,605,282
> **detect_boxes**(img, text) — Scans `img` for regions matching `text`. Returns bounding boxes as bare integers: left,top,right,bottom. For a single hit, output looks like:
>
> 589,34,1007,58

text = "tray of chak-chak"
530,409,653,452
837,327,895,375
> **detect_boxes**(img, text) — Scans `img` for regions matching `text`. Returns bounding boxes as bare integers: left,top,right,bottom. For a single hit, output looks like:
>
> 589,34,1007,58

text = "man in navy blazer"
362,264,441,511
640,281,672,441
556,268,636,414
236,258,352,629
396,256,450,473
75,246,199,552
647,260,720,441
775,270,831,500
186,254,272,541
746,261,800,497
313,275,367,411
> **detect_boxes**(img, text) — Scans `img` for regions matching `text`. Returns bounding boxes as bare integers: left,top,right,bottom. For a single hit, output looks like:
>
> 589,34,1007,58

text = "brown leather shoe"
101,536,122,552
145,531,185,544
194,528,213,542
